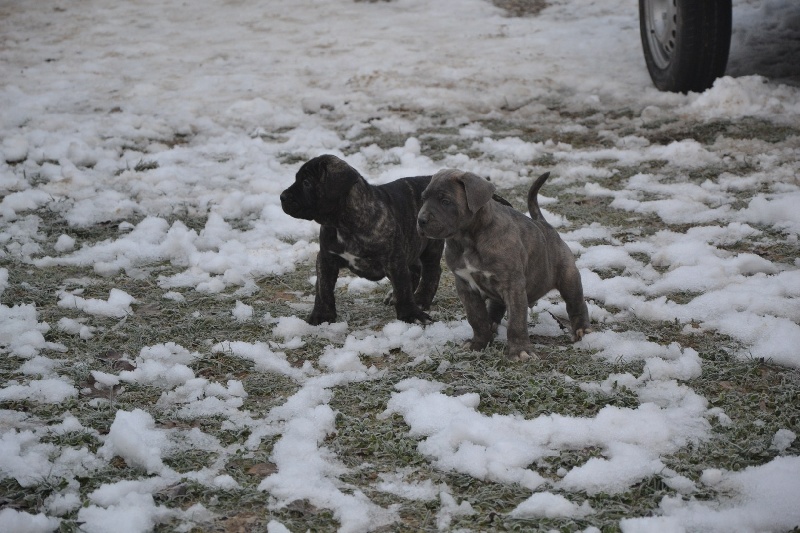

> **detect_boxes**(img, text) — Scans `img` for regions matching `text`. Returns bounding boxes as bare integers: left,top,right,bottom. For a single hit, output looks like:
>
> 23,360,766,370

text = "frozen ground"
1,0,799,531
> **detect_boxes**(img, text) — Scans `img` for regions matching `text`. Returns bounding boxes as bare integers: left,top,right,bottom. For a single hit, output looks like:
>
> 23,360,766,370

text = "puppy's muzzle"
416,213,430,237
417,211,449,239
280,190,299,214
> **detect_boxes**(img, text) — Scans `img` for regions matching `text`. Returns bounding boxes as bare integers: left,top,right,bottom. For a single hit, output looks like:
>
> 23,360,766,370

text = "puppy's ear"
459,172,496,213
321,155,360,191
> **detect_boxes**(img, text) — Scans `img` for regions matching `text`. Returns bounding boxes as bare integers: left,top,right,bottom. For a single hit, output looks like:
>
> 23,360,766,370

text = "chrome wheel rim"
644,0,678,69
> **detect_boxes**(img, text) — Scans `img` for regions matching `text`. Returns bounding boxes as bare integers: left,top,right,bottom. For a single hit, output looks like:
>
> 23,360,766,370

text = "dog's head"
280,154,360,223
417,169,496,239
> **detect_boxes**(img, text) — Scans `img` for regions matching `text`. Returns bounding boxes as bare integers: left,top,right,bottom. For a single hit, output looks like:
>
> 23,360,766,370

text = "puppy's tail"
527,172,550,221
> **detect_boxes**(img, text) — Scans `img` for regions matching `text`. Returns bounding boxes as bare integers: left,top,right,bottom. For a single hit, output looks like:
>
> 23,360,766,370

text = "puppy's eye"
440,198,451,206
302,180,313,190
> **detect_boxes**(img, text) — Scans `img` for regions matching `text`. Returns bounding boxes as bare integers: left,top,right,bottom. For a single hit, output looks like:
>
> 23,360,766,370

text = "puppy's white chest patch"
334,250,360,269
455,260,492,295
333,233,361,268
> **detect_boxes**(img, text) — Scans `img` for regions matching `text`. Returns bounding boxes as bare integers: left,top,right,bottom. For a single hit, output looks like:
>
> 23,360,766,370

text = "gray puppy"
416,169,591,360
280,154,443,325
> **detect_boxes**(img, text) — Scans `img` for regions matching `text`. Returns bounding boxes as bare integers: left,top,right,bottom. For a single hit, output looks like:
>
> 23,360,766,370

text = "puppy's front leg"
308,249,340,325
503,281,535,361
455,277,493,351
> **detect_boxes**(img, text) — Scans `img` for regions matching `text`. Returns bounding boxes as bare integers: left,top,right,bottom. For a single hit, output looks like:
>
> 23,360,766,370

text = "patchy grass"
2,109,800,532
492,0,549,18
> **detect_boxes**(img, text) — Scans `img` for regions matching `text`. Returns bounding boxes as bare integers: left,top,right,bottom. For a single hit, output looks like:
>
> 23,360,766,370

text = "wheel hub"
644,0,678,69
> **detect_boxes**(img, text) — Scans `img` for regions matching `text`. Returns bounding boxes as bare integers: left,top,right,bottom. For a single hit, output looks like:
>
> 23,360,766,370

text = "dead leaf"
111,359,136,372
272,291,297,301
221,512,259,533
95,351,136,371
96,350,124,362
135,302,162,317
157,482,188,500
286,499,319,516
246,462,278,476
159,420,201,429
79,374,122,399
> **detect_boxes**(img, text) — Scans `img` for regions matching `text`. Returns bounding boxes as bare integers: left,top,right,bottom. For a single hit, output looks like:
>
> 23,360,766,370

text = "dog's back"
376,175,432,224
378,175,431,201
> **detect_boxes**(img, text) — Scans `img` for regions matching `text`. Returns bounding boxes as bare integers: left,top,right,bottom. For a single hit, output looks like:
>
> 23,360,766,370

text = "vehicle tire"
639,0,732,93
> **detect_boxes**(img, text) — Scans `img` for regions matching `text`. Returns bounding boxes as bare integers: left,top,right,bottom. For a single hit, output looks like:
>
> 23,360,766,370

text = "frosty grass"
2,0,800,531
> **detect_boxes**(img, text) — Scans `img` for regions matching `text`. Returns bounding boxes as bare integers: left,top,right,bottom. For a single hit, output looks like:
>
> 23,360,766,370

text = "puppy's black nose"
280,191,289,204
416,215,429,237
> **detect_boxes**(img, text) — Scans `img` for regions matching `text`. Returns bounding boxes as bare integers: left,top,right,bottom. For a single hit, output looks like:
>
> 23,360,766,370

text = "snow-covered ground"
1,0,799,531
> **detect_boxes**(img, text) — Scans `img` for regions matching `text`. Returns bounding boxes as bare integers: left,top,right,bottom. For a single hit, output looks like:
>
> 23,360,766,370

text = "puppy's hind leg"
387,262,432,324
384,262,421,305
558,264,592,340
502,283,536,361
383,262,420,306
487,299,506,333
413,240,444,310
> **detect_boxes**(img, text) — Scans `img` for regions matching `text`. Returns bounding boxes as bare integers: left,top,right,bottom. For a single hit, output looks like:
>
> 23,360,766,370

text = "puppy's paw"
414,313,433,326
511,350,537,362
463,338,490,352
398,307,432,325
383,290,396,306
573,327,593,341
506,343,537,362
461,340,478,351
307,310,336,326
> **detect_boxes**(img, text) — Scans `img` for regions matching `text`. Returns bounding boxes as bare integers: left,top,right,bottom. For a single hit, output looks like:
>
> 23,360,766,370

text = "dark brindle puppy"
417,169,591,360
280,154,444,325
